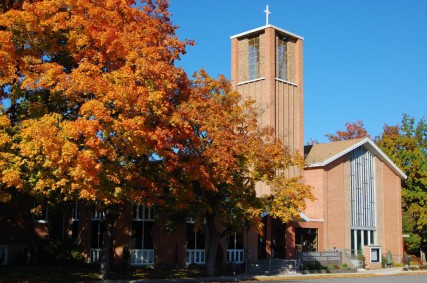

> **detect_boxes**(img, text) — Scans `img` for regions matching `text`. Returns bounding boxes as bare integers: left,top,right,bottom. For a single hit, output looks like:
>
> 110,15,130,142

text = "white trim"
72,202,79,222
186,249,206,264
306,138,407,179
298,212,323,222
130,249,154,265
352,226,378,231
231,24,304,40
276,78,298,87
91,210,106,221
132,205,155,221
262,211,323,222
90,248,101,263
226,249,244,263
237,77,265,86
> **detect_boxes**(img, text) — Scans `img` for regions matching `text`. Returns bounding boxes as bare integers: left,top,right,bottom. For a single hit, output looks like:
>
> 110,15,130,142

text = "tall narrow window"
186,220,206,264
248,37,260,80
71,202,79,241
90,210,105,263
350,146,376,255
131,205,155,265
277,37,287,80
227,231,244,263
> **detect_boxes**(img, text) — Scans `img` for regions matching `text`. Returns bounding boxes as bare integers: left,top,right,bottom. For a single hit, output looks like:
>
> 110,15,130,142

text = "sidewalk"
96,267,427,283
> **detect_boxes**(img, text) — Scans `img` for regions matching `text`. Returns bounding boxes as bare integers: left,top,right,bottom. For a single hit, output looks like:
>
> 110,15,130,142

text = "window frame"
277,36,287,80
248,36,260,80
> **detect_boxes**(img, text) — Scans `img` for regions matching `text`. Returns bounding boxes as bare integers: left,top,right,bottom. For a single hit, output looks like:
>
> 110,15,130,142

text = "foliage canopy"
0,0,314,275
376,114,427,255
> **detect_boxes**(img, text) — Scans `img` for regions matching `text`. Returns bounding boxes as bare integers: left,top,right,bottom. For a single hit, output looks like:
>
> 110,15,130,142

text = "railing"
186,249,205,264
90,248,101,263
227,249,244,263
343,249,362,269
130,249,154,265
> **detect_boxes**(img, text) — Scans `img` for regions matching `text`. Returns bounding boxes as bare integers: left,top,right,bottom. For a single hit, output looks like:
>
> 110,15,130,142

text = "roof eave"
305,138,407,179
230,24,304,40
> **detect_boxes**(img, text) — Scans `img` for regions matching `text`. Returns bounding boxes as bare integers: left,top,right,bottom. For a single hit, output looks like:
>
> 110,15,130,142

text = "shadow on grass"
0,265,207,283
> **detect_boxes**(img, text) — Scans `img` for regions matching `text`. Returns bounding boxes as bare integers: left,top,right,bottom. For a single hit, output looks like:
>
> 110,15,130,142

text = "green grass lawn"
0,265,206,282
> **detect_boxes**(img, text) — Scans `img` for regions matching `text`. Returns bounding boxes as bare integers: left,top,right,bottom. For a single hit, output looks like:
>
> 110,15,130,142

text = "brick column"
231,37,239,89
264,27,276,129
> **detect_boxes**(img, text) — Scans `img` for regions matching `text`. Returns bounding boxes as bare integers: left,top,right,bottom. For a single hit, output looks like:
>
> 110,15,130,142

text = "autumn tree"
0,0,23,13
171,70,314,276
0,0,314,277
325,120,370,142
375,114,427,261
0,0,194,278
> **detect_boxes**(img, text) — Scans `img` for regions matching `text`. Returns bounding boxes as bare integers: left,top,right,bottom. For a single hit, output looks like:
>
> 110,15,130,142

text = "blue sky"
169,0,427,143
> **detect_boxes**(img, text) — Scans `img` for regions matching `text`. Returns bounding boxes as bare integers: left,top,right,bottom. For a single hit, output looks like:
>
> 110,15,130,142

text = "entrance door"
271,218,286,259
295,228,318,254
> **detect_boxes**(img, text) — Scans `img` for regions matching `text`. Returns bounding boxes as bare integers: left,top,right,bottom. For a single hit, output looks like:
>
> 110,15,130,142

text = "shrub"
409,255,423,265
70,249,84,262
341,263,349,269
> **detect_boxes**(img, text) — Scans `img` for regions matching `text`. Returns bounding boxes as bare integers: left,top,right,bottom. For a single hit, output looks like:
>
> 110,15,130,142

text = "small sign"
370,248,380,263
301,251,342,266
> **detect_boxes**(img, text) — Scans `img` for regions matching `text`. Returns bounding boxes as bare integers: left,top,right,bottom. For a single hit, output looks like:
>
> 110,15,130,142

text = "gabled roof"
304,138,407,179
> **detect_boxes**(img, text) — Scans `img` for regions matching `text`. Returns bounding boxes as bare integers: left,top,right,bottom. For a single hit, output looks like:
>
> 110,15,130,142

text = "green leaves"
376,114,427,253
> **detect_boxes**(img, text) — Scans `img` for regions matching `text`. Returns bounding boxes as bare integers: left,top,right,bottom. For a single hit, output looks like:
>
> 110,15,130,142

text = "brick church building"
0,18,406,269
230,23,406,266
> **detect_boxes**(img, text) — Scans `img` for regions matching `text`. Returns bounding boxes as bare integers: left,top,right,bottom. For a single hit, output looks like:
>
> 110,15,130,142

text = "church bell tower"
230,9,304,179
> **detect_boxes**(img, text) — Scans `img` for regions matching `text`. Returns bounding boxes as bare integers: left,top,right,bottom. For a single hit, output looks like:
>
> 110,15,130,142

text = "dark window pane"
131,221,143,249
186,223,196,249
143,221,154,249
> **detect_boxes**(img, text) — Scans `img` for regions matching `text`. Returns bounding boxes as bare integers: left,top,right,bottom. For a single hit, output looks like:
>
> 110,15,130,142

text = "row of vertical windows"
186,223,206,250
247,35,288,81
350,147,376,255
350,147,376,228
31,202,244,264
133,204,155,221
351,229,376,254
131,205,155,250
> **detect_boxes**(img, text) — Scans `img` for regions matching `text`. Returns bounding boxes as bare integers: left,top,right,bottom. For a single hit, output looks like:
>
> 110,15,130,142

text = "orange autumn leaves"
179,70,314,226
0,0,191,204
0,0,313,226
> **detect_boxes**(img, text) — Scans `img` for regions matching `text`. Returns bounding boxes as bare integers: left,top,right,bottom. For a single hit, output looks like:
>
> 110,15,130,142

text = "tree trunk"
100,210,114,280
206,214,220,277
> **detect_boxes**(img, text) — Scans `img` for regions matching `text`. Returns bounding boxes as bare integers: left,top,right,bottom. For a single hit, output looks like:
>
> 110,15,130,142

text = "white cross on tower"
264,4,271,25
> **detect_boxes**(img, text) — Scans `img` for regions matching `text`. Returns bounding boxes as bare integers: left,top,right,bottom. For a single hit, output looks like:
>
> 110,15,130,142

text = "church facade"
230,24,406,265
0,22,406,269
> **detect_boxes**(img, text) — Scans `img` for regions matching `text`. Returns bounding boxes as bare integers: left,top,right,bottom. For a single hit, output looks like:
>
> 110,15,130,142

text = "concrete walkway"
95,267,426,283
251,267,422,281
